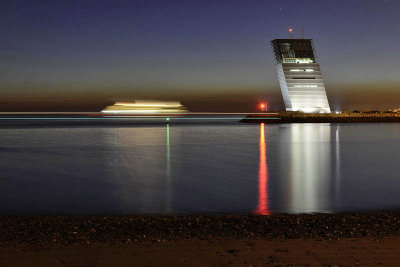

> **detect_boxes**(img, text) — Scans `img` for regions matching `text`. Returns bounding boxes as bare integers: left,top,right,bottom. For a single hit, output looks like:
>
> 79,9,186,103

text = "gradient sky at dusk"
1,0,400,111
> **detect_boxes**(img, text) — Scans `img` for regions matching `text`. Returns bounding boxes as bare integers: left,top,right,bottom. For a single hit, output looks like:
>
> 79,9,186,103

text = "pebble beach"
1,212,400,266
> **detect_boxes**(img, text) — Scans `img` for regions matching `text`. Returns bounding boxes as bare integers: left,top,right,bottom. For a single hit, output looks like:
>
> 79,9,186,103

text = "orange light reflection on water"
256,123,270,215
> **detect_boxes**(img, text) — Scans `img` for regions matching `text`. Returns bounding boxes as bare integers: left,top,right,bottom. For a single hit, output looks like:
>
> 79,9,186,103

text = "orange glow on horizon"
256,123,270,215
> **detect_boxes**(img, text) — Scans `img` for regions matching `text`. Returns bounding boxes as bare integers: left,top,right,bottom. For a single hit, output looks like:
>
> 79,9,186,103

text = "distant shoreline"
241,112,400,123
1,112,400,126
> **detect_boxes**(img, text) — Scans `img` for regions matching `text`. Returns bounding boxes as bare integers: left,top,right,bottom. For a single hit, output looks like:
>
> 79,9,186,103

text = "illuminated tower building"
271,38,331,113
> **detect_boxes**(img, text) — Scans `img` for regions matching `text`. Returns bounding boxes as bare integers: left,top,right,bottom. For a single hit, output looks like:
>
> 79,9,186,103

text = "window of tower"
280,43,291,50
295,58,314,63
293,85,318,88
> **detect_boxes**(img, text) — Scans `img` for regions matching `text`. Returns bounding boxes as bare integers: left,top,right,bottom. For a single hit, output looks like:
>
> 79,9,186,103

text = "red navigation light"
259,102,268,112
289,28,293,32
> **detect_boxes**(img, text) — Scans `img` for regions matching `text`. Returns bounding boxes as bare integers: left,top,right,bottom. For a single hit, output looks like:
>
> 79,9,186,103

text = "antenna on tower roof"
302,27,304,39
289,28,293,39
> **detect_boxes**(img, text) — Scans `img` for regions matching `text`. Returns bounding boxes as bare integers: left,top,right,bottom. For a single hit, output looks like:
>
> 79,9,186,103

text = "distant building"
271,39,331,113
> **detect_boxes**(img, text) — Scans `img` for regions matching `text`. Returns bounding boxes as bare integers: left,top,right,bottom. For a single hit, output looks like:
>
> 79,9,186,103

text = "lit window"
283,58,296,63
283,58,314,64
295,58,314,64
293,85,318,88
305,69,314,72
290,69,301,72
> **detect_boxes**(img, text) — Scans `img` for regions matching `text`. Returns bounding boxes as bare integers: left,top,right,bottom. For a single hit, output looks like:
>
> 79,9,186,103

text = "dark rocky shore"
1,212,400,247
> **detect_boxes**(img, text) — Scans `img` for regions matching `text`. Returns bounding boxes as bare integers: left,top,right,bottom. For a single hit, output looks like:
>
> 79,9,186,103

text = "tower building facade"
271,39,330,113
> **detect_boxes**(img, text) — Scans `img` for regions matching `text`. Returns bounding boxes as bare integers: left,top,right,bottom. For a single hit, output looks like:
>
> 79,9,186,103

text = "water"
1,123,400,214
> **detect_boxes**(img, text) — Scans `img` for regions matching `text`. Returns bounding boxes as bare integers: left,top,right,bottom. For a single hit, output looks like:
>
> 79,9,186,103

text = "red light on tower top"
289,28,293,32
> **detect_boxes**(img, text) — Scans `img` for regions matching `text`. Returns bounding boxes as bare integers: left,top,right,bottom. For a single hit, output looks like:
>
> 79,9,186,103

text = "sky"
1,0,400,111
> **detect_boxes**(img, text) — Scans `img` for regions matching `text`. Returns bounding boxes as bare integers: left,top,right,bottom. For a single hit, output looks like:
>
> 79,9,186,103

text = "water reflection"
256,123,270,215
4,123,400,214
334,126,341,204
165,124,172,212
107,127,169,213
287,124,331,213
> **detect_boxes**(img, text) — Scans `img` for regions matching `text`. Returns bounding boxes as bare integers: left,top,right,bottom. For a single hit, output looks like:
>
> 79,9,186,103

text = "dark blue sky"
1,0,400,111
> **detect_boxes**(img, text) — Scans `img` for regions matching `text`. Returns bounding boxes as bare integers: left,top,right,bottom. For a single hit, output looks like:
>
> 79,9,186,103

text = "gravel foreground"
1,212,400,247
1,212,400,266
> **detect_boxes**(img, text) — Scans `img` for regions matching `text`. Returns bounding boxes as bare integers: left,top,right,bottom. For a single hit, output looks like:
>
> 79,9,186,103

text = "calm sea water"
1,123,400,214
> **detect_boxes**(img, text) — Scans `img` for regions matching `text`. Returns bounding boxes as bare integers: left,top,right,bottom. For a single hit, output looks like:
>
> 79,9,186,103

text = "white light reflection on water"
287,124,331,213
106,127,169,213
334,126,341,206
166,123,172,212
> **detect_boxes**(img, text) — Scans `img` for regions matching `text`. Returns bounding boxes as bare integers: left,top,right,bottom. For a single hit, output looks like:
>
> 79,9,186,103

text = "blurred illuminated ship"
101,101,188,114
